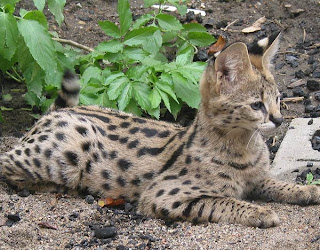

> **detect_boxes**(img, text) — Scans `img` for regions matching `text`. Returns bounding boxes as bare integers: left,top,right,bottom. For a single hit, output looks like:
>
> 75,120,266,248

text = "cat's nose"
269,115,283,127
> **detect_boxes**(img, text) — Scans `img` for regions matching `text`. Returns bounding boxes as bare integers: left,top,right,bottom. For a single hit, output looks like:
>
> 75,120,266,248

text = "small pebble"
307,162,313,168
295,70,305,79
314,92,320,101
7,213,21,222
310,112,320,118
85,195,95,204
307,80,320,91
94,226,117,239
305,105,315,113
18,189,30,197
69,212,79,221
308,119,314,125
313,72,320,78
292,87,305,97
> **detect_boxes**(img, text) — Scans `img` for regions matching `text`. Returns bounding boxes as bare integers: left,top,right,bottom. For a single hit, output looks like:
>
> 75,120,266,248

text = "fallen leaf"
242,16,266,33
208,36,226,55
98,197,125,207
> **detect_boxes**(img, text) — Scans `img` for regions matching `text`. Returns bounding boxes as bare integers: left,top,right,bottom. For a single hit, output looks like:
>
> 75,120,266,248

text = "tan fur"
1,34,319,228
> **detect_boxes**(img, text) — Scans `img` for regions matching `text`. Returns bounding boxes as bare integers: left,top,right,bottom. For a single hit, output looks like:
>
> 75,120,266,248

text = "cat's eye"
250,101,264,110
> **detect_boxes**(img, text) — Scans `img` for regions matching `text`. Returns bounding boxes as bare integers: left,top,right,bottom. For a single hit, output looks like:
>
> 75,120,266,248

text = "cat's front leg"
250,178,320,205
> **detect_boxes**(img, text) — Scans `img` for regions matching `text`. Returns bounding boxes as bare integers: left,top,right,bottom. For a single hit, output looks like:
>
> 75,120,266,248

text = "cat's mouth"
258,122,277,133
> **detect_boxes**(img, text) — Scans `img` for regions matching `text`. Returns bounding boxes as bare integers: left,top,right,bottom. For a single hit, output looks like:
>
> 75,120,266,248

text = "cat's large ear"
248,31,281,81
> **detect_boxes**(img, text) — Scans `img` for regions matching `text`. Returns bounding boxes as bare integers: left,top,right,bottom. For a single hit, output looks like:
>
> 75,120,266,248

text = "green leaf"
176,61,206,84
118,81,132,110
147,106,160,119
172,72,200,108
96,91,117,108
33,0,45,11
0,111,3,122
124,99,142,116
155,80,178,103
187,31,216,47
132,13,153,29
24,91,40,107
306,173,313,185
22,10,48,29
98,20,120,38
127,65,149,81
47,0,66,26
124,26,158,46
149,87,161,109
107,75,129,100
167,0,187,15
17,19,58,82
162,31,177,43
81,66,102,85
156,14,183,31
183,23,207,32
156,87,171,112
169,97,182,119
0,12,19,61
2,3,15,14
2,93,12,101
96,39,123,53
176,45,194,66
143,29,162,54
144,0,159,7
132,81,151,110
104,72,125,86
24,61,45,97
123,47,149,61
118,0,132,36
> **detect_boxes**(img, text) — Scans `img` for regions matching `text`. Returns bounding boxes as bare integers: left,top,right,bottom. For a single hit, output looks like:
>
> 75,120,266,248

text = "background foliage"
0,0,216,120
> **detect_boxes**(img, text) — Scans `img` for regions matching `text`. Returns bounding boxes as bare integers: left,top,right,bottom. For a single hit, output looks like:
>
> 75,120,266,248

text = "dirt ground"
1,0,320,249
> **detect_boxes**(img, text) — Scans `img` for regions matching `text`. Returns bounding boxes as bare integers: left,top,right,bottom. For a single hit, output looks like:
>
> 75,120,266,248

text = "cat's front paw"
245,208,280,228
298,185,320,205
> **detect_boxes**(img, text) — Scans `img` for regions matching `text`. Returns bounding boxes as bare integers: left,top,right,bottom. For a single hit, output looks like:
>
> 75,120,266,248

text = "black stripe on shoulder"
159,143,185,174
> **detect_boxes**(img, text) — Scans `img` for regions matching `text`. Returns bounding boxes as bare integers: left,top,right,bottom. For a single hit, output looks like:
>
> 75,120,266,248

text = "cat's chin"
258,122,277,133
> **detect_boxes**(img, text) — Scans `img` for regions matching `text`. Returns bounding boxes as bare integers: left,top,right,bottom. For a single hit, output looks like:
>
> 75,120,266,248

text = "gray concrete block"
271,118,320,182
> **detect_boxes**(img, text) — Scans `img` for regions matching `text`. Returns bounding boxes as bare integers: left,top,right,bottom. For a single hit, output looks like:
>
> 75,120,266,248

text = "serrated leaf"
127,65,149,81
118,81,132,110
118,0,132,36
132,82,151,110
107,76,129,100
183,23,207,32
96,39,123,53
123,26,158,46
24,91,40,107
18,19,58,83
47,0,66,26
149,88,161,109
0,12,18,61
143,29,162,54
155,80,178,103
24,61,45,97
169,97,182,119
40,96,55,112
147,106,160,119
81,66,102,85
80,93,98,105
187,31,216,47
98,20,120,38
104,72,125,86
156,87,171,112
167,0,187,15
132,13,153,29
23,10,48,29
176,45,194,66
162,31,177,43
96,91,117,108
33,0,45,11
123,47,149,61
172,72,200,108
176,62,206,84
156,14,183,31
124,99,142,116
144,0,159,7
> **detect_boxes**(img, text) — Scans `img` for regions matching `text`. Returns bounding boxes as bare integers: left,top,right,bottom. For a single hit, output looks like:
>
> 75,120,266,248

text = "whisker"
246,129,259,149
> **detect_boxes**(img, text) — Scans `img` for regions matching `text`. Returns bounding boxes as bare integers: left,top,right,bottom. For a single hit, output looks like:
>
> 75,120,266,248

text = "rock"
116,245,129,250
290,8,305,17
307,80,320,91
304,98,312,106
307,162,313,168
305,105,315,113
79,16,93,21
308,56,315,64
186,11,195,22
295,70,305,79
216,20,228,29
308,119,314,125
85,195,95,204
270,145,279,154
204,18,214,28
7,213,21,222
285,55,299,67
275,62,285,70
94,227,117,239
69,212,79,221
310,112,320,118
281,92,288,99
292,87,305,97
194,48,208,62
313,72,320,78
195,14,203,23
18,189,30,197
124,203,133,213
315,92,320,101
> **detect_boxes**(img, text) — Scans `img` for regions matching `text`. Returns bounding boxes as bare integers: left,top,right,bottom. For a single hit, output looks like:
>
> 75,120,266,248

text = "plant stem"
5,71,23,83
52,38,94,52
12,67,25,82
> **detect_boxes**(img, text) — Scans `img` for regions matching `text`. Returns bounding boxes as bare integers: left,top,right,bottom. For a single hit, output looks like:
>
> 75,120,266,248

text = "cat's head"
200,32,282,133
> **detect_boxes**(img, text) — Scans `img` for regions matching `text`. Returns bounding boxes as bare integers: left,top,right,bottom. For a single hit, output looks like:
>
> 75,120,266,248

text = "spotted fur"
1,33,319,228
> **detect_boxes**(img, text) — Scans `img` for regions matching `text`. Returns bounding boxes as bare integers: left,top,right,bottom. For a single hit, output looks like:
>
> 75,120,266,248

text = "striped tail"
50,70,80,111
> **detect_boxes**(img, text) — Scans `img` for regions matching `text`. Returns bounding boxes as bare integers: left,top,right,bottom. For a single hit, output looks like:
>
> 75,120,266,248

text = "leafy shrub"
77,0,216,119
0,0,78,113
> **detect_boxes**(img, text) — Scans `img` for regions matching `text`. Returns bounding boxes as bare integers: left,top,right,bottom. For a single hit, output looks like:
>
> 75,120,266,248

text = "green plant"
77,0,216,119
306,172,320,185
0,0,79,113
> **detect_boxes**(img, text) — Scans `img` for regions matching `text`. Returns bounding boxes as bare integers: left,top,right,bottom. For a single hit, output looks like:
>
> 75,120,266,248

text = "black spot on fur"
102,183,111,190
132,117,146,124
57,121,68,127
97,126,107,136
15,149,22,156
159,143,184,174
75,126,88,136
33,158,41,168
118,159,132,171
81,142,91,152
218,172,231,180
158,130,170,138
128,140,140,149
108,134,119,141
119,137,129,144
163,175,178,180
143,171,155,179
183,198,200,217
109,151,118,159
85,160,92,173
172,201,182,209
131,177,141,186
120,122,130,128
191,186,201,190
43,119,52,127
182,180,192,185
168,188,180,195
108,125,117,130
55,132,65,141
156,189,165,197
101,170,111,179
27,139,35,144
44,149,52,159
24,148,31,157
117,176,126,187
179,168,188,176
64,151,79,166
141,128,158,137
160,208,169,217
195,174,201,178
34,145,41,153
129,127,139,134
185,155,192,164
92,152,100,162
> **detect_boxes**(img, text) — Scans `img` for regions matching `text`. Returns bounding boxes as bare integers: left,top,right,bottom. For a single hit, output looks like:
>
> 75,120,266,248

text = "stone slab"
271,118,320,182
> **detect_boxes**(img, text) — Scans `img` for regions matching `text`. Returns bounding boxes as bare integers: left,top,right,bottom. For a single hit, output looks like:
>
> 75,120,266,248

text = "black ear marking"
267,31,281,47
248,30,281,55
